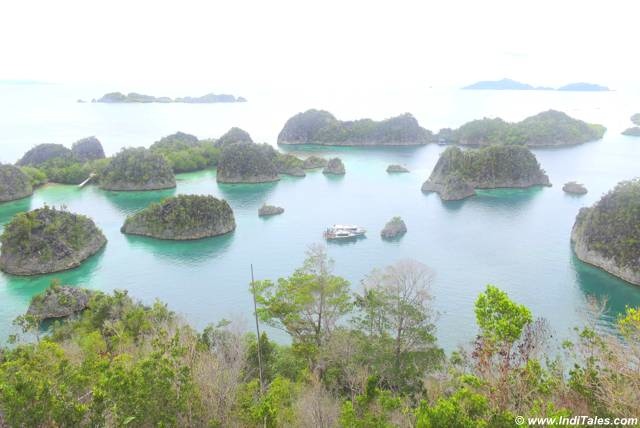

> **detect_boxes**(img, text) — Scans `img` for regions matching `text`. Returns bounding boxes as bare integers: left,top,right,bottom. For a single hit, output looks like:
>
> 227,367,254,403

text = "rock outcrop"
16,143,72,166
386,164,410,173
381,217,407,239
276,154,306,177
258,204,284,217
0,206,107,275
632,114,640,126
121,195,235,240
27,286,93,321
216,142,280,183
302,156,328,169
323,158,346,175
571,179,640,286
71,137,106,162
100,148,176,191
278,110,431,146
0,164,33,202
422,145,550,201
563,181,588,195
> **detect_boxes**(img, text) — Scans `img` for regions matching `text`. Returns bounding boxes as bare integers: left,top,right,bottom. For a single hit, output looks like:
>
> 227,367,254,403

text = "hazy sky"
1,0,638,91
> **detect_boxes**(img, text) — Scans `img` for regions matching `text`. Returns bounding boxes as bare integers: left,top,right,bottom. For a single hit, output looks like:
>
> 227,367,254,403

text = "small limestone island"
571,179,640,286
387,164,410,173
15,137,107,185
463,78,610,92
27,284,93,321
121,195,235,240
0,164,33,202
150,131,220,173
100,147,176,191
441,110,605,147
277,109,431,146
0,206,107,275
217,142,280,183
95,92,247,103
258,204,284,217
422,145,550,201
323,158,346,175
302,155,328,169
632,113,640,125
563,181,588,195
381,216,407,239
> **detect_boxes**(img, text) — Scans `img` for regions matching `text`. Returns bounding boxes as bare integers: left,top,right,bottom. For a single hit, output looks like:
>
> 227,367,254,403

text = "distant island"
93,92,247,103
572,179,640,286
277,109,432,146
121,195,236,240
463,78,610,91
422,145,551,201
440,110,605,147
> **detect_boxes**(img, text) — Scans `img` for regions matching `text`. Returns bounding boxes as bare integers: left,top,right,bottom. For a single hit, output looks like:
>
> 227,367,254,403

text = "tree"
353,260,443,393
254,244,352,366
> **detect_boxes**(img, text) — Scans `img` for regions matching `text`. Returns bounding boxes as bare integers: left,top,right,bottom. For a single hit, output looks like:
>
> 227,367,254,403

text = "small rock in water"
27,286,93,321
563,181,587,195
323,158,345,175
259,204,284,217
386,164,410,173
381,216,407,239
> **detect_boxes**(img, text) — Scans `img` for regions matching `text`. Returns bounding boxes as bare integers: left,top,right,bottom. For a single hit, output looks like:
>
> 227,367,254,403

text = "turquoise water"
1,83,639,350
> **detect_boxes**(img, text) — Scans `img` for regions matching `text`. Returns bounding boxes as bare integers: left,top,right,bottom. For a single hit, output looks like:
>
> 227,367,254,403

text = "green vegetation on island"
380,216,407,239
0,206,106,275
150,132,220,173
15,138,108,185
386,164,410,173
0,164,33,203
216,127,254,148
422,145,550,200
96,92,247,103
302,155,328,169
278,109,432,146
121,195,236,240
27,283,94,321
217,142,280,183
1,247,638,427
445,110,606,147
100,147,176,191
258,204,284,217
571,179,640,285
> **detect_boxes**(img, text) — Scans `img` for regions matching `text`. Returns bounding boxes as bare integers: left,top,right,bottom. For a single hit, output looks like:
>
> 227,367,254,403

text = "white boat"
324,224,366,240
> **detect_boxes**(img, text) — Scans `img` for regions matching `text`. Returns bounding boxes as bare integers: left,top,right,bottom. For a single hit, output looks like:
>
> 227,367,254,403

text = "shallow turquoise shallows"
1,83,639,350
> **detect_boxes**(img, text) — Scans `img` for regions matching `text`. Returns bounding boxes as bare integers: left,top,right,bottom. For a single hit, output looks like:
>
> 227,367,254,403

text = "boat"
324,224,366,240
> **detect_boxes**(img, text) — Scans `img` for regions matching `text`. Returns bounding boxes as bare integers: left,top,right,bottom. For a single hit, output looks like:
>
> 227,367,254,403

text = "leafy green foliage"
19,166,48,187
150,132,220,173
475,285,533,344
217,142,279,182
100,147,175,190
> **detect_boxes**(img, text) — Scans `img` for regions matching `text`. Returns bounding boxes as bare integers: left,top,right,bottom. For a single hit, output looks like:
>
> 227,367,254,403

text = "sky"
1,0,639,92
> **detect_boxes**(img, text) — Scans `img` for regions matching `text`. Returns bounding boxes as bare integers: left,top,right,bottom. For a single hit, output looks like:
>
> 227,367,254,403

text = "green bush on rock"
100,147,176,191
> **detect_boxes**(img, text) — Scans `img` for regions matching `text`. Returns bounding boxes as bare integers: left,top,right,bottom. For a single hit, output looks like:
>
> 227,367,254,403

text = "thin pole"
250,264,265,394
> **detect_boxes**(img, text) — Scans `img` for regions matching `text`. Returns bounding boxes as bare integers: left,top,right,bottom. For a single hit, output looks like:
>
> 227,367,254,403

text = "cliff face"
71,137,106,162
422,145,550,201
121,195,236,240
277,110,431,146
216,142,280,183
571,180,640,286
216,127,253,148
100,148,176,191
0,206,107,275
323,158,345,175
0,164,33,202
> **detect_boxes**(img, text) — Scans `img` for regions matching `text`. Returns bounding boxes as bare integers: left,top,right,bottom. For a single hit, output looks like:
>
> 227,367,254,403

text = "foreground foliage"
1,248,638,427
